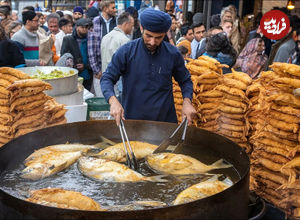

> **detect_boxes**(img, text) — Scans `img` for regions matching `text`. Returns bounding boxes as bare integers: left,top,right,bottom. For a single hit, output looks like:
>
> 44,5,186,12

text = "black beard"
78,32,87,38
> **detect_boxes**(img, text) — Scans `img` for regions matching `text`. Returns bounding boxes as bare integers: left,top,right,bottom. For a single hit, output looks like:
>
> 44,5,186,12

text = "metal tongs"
153,117,188,154
119,119,138,170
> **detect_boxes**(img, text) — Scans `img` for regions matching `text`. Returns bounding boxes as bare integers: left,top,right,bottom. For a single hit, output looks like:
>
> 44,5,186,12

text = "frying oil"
0,143,240,210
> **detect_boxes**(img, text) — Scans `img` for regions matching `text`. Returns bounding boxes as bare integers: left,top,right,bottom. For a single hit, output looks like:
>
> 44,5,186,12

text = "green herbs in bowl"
32,69,75,80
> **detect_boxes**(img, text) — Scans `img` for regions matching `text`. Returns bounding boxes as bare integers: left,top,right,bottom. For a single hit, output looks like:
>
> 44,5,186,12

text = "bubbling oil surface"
0,143,240,210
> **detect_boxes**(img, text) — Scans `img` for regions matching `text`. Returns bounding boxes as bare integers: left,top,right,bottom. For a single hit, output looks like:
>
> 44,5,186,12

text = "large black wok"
0,120,250,220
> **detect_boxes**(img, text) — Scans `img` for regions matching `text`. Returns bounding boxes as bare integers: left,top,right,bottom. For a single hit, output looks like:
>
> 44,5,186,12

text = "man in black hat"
61,18,93,90
101,8,196,125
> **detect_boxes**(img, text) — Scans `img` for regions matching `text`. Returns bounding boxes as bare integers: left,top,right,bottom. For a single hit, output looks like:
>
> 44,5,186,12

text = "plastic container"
65,102,87,123
86,97,110,120
54,84,84,105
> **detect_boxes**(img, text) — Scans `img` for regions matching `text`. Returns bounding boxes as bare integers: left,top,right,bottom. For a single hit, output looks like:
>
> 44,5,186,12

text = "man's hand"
109,96,125,126
182,98,196,125
51,34,56,42
39,59,46,66
95,71,102,79
76,63,84,71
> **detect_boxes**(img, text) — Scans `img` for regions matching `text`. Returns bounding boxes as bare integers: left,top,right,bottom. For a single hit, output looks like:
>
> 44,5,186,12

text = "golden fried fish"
0,67,30,79
78,156,166,182
25,144,95,162
27,188,105,211
281,157,300,170
173,176,233,205
226,69,252,85
270,62,300,77
10,93,46,112
21,151,82,180
146,153,232,175
21,144,95,180
96,141,158,162
7,79,52,91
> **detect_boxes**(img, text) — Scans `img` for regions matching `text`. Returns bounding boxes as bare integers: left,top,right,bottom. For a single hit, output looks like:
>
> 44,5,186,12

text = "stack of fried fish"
173,79,197,123
8,79,52,138
173,57,252,152
246,79,263,137
0,67,68,146
44,99,67,127
248,63,300,219
173,79,183,123
173,56,224,123
214,70,252,153
194,72,222,132
186,56,224,93
0,67,30,146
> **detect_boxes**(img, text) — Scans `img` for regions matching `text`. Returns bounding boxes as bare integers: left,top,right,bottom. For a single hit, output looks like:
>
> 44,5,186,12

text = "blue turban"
73,6,83,15
140,8,171,33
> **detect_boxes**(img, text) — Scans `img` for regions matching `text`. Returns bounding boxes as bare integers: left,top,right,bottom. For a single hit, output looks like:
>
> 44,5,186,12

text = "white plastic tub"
65,102,87,123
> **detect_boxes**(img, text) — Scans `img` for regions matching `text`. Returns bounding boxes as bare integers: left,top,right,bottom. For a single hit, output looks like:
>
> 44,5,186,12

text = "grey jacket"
273,38,295,63
101,27,130,73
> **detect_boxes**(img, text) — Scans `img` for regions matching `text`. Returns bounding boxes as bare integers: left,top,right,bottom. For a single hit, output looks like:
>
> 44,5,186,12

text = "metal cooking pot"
0,120,250,220
18,66,78,96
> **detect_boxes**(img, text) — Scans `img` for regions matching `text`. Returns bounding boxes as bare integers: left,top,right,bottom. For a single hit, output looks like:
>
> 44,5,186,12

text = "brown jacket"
38,28,54,66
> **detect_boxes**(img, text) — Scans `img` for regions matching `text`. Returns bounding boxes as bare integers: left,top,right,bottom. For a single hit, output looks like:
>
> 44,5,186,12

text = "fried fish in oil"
173,175,233,205
27,188,105,211
21,144,95,180
78,157,166,182
146,153,232,175
96,141,158,162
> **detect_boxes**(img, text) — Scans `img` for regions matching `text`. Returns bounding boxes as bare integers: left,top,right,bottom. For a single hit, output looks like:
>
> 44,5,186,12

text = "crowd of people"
169,4,300,76
0,0,299,95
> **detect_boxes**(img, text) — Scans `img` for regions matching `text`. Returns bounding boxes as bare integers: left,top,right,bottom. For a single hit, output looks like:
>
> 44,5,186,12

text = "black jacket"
60,30,91,72
0,39,25,67
98,15,116,37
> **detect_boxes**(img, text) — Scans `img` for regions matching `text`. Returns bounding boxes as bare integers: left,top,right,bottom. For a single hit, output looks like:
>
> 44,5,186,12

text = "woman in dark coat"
203,31,237,73
0,24,25,67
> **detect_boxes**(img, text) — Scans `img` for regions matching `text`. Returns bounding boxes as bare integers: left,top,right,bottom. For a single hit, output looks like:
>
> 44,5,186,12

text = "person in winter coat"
203,31,237,73
0,24,25,67
12,10,44,66
289,28,300,65
61,18,93,90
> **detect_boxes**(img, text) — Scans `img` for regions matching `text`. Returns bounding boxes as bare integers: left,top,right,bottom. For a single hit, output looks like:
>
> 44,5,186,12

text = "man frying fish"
100,8,196,125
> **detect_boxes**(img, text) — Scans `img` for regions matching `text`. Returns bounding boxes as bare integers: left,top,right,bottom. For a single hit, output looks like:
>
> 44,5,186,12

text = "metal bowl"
18,66,78,96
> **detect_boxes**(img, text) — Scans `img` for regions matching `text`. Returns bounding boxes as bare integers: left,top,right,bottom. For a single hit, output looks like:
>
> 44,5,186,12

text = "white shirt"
55,30,66,56
101,13,112,37
191,38,200,59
